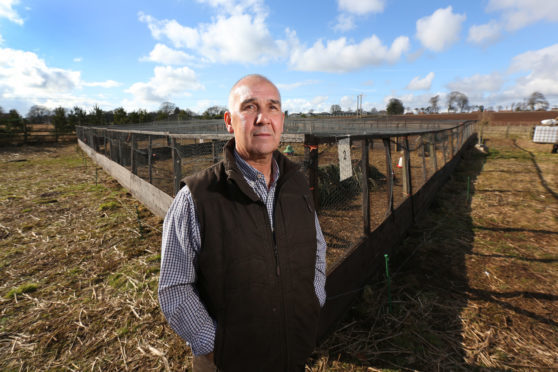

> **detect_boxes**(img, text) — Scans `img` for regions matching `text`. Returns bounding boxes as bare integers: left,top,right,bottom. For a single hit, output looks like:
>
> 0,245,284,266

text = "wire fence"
77,118,475,269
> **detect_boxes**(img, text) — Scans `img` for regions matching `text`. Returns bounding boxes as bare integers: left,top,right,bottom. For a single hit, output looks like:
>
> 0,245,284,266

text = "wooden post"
304,134,320,211
383,138,394,215
420,136,428,183
171,137,182,196
118,136,122,165
148,135,153,184
430,133,438,172
449,130,455,156
23,122,28,145
131,134,137,175
402,137,412,197
442,134,447,164
361,138,370,235
212,140,219,164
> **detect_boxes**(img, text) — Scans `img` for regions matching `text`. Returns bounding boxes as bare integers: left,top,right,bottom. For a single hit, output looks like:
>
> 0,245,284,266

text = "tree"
428,95,439,113
330,104,342,115
202,105,227,119
89,105,105,126
447,91,469,112
67,106,86,128
159,101,177,118
113,107,127,125
52,106,71,133
27,105,51,124
527,92,549,111
386,98,404,115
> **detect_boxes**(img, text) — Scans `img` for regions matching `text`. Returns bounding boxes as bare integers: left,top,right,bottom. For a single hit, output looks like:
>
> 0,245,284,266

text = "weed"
5,282,39,298
98,200,119,211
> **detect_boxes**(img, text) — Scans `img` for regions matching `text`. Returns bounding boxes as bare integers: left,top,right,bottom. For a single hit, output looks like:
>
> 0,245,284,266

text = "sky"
1,0,558,116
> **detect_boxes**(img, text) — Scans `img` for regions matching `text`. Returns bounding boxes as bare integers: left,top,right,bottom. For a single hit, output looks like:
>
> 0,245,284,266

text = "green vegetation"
5,283,39,298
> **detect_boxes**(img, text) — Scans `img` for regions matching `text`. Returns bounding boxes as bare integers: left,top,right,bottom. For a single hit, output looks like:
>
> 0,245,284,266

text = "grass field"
1,130,557,371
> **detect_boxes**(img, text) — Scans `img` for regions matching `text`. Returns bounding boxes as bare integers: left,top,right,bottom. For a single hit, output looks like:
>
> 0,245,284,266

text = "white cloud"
283,96,330,113
125,66,204,105
289,33,410,72
139,12,286,64
0,48,116,112
83,80,121,88
406,72,434,90
333,14,355,32
416,7,466,52
197,14,284,64
0,48,80,98
0,0,23,25
446,73,505,94
467,21,502,45
140,43,195,65
487,0,558,31
139,12,199,49
277,80,319,90
508,43,558,96
340,95,355,110
73,57,82,62
338,0,385,15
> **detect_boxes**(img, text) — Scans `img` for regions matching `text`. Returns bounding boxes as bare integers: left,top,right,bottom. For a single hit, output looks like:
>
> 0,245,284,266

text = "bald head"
228,74,281,113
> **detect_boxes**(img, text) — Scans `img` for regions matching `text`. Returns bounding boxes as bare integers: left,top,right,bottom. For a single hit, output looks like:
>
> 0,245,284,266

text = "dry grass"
1,131,557,371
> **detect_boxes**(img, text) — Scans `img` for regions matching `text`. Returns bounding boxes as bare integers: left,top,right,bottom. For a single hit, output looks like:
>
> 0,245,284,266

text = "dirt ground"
1,131,557,370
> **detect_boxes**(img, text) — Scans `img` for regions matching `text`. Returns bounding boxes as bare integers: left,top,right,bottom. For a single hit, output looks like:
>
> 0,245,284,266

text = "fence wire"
77,120,475,269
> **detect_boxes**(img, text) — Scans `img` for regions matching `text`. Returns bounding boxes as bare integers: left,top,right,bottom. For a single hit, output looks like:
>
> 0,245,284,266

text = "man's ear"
224,111,234,134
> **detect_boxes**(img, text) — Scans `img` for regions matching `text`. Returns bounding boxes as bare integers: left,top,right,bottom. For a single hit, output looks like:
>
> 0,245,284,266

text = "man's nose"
256,110,271,125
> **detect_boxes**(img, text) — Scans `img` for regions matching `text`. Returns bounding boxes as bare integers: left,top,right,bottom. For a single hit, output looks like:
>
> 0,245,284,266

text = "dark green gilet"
182,139,320,372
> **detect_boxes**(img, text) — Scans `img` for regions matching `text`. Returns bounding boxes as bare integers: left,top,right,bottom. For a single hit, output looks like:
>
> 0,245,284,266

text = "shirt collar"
233,149,280,188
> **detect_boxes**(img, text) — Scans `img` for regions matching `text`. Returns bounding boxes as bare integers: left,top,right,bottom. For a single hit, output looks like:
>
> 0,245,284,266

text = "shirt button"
272,307,277,312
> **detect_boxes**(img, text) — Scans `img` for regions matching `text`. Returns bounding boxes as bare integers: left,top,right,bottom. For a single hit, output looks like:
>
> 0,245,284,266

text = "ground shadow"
312,146,493,370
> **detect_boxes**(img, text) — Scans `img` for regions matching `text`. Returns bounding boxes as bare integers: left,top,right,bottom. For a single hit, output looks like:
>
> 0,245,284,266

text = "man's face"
224,78,284,161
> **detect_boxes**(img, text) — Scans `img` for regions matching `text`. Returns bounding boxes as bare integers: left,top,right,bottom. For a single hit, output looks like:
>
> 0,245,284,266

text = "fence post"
430,133,438,172
449,130,455,156
171,137,182,196
304,134,320,211
148,135,153,184
118,135,123,165
420,136,428,184
442,133,447,164
382,138,394,215
403,136,412,198
361,138,370,235
103,130,107,156
212,140,219,164
131,133,137,175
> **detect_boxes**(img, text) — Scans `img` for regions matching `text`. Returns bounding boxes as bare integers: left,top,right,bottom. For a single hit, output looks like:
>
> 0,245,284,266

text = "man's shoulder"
180,161,226,194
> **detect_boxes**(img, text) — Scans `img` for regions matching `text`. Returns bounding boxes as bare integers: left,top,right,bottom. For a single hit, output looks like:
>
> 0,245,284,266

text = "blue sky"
1,0,558,115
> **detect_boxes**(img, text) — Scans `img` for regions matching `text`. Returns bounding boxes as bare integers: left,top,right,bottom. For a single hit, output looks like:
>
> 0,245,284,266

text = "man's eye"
243,104,256,111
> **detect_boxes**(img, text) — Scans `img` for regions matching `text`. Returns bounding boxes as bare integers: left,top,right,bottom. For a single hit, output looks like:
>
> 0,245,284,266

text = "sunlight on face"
225,77,284,162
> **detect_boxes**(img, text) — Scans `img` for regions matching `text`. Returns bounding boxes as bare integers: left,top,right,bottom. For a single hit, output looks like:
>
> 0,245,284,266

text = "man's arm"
314,213,327,307
158,186,216,355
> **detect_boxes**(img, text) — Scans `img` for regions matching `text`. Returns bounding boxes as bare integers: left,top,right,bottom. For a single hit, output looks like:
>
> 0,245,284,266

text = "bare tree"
330,104,342,115
428,95,439,113
447,91,469,112
527,92,549,111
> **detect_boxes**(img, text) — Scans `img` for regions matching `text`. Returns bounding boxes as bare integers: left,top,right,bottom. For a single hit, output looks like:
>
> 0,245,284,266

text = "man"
159,74,327,371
